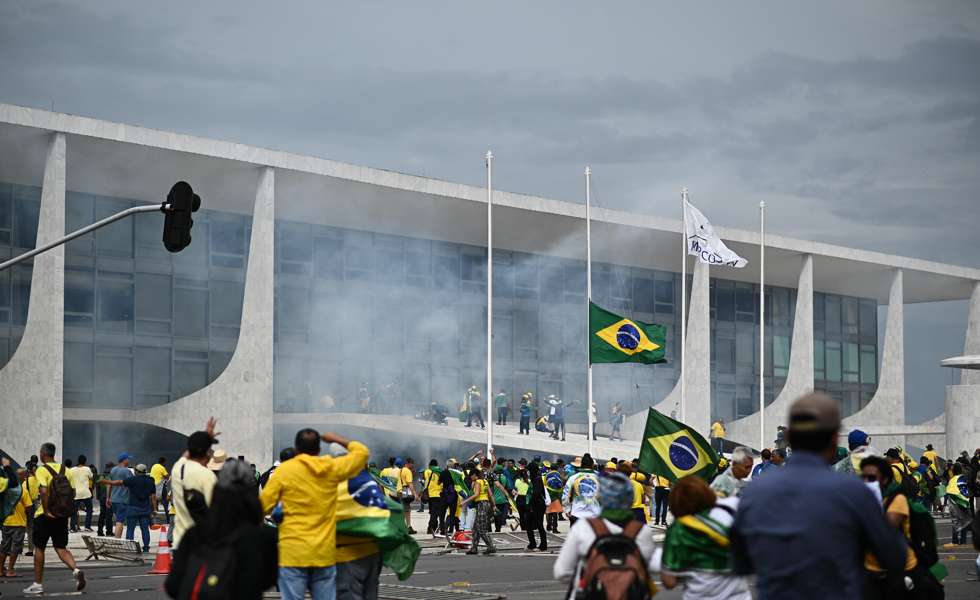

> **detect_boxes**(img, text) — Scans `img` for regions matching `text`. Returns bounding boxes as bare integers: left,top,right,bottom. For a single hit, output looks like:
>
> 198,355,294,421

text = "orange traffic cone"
148,524,172,575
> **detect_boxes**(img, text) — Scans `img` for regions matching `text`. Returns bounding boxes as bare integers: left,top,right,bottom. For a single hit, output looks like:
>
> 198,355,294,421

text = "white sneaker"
74,568,86,591
23,582,44,594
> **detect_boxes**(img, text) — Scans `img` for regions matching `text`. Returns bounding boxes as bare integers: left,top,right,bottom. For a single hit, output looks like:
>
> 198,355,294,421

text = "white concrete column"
727,253,814,447
625,259,711,438
136,167,276,468
844,269,904,429
0,132,66,463
946,281,980,455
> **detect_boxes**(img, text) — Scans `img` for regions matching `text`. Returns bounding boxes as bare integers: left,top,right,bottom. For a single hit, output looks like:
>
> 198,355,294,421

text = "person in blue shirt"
107,454,133,538
122,465,157,552
518,395,532,436
751,449,773,478
731,393,908,600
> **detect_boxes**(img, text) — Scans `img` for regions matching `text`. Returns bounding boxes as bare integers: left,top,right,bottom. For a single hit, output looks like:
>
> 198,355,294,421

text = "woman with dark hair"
165,459,277,600
525,462,548,551
460,469,496,555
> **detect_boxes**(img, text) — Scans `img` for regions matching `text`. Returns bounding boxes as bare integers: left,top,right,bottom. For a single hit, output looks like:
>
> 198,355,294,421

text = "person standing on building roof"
710,419,726,454
519,393,533,435
495,389,509,426
464,385,485,429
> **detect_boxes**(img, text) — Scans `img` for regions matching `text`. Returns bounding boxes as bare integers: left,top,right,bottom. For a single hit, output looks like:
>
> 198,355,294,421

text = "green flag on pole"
637,408,719,483
589,302,667,365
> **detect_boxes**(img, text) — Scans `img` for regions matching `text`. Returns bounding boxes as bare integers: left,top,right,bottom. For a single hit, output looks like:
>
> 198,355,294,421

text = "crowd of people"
2,390,978,598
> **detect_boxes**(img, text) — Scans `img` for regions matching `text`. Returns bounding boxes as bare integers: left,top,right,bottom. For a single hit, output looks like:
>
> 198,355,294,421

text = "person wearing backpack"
554,471,657,600
659,475,751,600
166,458,278,600
22,442,85,595
860,455,944,599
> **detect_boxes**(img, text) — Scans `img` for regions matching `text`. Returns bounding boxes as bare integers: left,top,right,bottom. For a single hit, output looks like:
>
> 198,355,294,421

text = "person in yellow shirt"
1,466,33,577
397,458,416,534
619,464,648,523
24,464,39,556
860,455,926,597
422,459,445,536
710,419,726,453
260,429,368,600
379,459,400,500
921,445,939,473
24,442,86,595
150,457,170,519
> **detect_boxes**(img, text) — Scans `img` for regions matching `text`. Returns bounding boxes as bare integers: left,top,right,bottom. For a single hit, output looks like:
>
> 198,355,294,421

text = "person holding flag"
947,463,973,546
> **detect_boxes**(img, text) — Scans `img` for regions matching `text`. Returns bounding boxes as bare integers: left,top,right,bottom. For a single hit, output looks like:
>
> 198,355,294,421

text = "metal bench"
81,535,146,564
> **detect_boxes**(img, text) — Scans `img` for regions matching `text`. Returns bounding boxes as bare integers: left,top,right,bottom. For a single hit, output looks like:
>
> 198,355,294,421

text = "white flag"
684,201,748,268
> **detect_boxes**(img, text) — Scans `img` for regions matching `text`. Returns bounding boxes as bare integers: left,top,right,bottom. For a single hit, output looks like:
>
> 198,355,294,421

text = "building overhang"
941,356,980,370
1,103,977,304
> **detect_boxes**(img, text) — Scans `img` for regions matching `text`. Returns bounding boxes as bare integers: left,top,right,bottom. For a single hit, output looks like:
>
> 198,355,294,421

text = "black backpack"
884,493,938,568
176,531,242,600
43,465,75,519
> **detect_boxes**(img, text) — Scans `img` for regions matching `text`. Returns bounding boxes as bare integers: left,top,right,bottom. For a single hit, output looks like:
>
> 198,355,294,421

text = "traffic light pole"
0,203,169,272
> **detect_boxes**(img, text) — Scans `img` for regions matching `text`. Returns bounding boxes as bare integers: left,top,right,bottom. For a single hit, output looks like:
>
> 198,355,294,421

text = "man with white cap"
106,463,156,552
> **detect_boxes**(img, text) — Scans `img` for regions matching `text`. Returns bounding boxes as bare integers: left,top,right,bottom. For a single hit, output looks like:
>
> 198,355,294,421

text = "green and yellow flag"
637,408,719,482
337,470,420,580
589,302,666,365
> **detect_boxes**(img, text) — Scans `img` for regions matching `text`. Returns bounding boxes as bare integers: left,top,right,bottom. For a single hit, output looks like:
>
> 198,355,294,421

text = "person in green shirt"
494,390,509,426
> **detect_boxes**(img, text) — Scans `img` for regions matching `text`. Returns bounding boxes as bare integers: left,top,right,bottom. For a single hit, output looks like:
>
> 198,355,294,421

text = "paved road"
2,520,977,599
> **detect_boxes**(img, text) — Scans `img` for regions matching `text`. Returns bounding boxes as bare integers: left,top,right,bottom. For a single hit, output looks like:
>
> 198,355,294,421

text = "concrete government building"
0,104,977,469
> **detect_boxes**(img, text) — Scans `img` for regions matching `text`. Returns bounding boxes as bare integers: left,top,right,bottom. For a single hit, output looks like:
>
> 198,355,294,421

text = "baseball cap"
135,464,148,473
787,392,841,432
847,429,870,451
394,457,404,467
117,452,131,463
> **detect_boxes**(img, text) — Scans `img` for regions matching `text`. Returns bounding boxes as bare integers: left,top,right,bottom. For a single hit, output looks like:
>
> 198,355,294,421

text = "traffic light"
162,181,201,253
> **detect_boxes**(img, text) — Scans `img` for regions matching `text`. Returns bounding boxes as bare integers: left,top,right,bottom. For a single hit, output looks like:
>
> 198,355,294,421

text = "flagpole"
586,166,594,457
759,200,766,451
486,150,494,457
680,187,688,423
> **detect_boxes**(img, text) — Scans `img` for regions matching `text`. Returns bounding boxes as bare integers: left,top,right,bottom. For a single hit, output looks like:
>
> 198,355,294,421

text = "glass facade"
0,180,878,459
61,189,250,409
272,219,878,426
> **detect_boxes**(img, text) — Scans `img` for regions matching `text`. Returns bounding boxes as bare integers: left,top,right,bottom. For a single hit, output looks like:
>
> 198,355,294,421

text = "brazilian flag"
337,470,420,580
637,408,719,482
589,302,666,364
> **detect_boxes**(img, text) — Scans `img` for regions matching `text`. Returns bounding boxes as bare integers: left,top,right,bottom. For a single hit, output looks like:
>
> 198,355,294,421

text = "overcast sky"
1,0,977,421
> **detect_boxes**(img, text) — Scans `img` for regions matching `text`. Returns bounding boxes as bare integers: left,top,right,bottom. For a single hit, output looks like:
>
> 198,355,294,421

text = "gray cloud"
1,1,978,422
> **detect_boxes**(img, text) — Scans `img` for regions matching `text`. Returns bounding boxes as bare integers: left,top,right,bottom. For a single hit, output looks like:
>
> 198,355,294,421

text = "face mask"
865,481,883,506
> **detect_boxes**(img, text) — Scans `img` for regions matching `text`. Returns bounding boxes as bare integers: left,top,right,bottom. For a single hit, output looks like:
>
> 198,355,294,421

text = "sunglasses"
861,475,879,482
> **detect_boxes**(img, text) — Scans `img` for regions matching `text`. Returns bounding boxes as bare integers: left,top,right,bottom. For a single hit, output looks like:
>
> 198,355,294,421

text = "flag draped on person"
637,408,719,482
661,512,732,575
337,470,420,580
589,302,666,365
947,475,970,509
684,201,748,268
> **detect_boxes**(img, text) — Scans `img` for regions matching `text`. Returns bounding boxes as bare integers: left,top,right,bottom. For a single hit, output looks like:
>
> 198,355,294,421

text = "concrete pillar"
135,167,276,468
625,259,711,438
844,269,904,429
0,133,66,464
727,254,814,447
946,282,980,455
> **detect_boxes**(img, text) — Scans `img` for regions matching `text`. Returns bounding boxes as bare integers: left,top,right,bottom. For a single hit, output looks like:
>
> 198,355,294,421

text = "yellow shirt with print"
423,468,443,497
3,484,33,527
150,463,169,485
33,462,74,518
380,467,400,497
865,493,917,572
259,442,369,568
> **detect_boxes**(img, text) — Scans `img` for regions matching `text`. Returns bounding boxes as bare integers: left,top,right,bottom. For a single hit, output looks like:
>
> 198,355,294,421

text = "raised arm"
322,433,369,481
